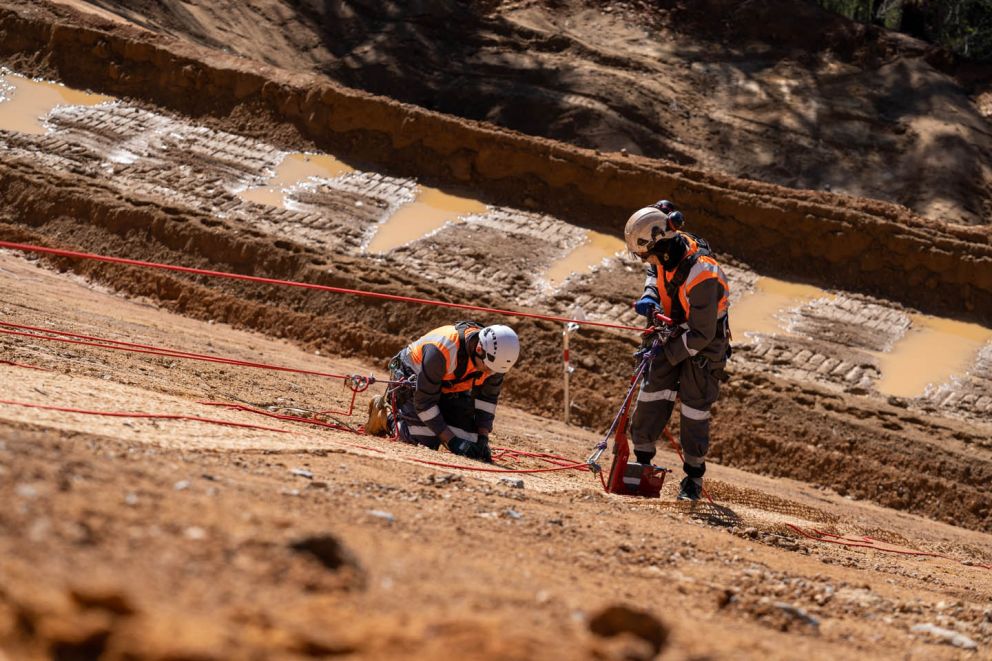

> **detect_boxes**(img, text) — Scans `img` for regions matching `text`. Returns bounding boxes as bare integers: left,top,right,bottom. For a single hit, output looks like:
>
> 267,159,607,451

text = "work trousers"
630,355,720,472
388,360,480,449
396,394,479,449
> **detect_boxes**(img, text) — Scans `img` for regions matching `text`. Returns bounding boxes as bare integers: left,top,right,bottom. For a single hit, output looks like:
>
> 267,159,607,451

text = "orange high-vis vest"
656,234,730,322
406,324,493,394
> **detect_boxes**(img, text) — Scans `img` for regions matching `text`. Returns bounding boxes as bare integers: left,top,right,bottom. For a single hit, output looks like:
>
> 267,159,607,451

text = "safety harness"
441,320,486,392
659,234,732,373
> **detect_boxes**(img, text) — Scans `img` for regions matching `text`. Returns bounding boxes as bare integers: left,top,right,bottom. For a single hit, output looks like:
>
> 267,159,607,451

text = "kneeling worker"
365,321,520,463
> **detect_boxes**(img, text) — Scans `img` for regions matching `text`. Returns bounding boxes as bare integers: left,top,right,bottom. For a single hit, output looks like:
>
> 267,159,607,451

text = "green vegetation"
817,0,992,61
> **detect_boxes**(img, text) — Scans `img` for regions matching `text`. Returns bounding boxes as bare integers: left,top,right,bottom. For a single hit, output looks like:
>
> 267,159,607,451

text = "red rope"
200,401,357,434
0,359,50,371
407,457,590,474
0,322,358,380
203,400,590,474
786,524,992,570
0,241,645,332
0,398,294,433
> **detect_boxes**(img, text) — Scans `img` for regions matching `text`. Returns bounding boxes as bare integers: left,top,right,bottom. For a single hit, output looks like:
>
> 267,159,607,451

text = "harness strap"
664,233,712,323
442,321,483,389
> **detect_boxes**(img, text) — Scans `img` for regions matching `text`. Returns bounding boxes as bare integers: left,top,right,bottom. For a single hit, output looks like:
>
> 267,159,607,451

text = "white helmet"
478,325,520,373
624,207,676,258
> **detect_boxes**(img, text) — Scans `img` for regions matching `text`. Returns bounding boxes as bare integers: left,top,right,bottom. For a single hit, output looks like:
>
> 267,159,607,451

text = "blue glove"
633,296,659,317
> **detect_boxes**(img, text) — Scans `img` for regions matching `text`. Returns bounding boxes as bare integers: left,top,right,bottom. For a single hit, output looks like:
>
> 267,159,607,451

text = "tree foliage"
816,0,992,61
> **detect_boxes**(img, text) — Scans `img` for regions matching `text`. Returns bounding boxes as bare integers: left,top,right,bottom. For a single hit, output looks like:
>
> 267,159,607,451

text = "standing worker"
624,200,731,501
365,321,520,463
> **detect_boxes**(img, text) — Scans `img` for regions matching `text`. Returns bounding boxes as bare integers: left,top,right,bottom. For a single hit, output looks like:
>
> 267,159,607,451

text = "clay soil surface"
2,1,992,660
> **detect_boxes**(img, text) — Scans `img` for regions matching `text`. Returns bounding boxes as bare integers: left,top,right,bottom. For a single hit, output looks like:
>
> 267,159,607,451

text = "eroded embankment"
1,154,990,534
1,1,991,324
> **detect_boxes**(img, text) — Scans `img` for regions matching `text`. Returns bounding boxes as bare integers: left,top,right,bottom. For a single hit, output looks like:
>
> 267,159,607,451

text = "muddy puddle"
545,230,625,288
366,187,487,253
238,152,353,208
872,316,992,397
0,71,112,134
734,276,992,397
732,277,831,336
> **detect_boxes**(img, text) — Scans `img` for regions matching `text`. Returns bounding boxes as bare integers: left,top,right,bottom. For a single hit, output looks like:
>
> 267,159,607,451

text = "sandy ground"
3,243,992,660
2,1,992,659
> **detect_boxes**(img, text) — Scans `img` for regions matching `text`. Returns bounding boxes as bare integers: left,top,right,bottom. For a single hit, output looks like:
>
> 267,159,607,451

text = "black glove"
450,436,493,463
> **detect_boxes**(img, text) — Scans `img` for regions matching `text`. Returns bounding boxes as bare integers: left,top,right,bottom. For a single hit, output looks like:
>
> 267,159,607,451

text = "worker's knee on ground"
439,394,475,430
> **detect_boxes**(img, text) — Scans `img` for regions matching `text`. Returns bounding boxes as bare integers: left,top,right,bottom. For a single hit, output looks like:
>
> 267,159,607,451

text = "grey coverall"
630,235,730,481
390,322,503,452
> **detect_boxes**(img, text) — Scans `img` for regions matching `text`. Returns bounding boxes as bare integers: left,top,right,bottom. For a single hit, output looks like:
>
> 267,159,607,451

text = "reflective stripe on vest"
406,324,491,394
655,235,729,322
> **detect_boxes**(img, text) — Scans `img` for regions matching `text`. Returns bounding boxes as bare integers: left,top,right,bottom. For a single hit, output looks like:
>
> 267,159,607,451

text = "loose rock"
910,623,978,650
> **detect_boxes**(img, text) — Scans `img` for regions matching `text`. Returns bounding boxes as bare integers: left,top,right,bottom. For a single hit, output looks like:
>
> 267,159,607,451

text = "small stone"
15,483,39,499
184,526,206,541
774,602,820,629
499,477,524,489
173,480,190,491
306,481,329,490
368,510,395,524
504,508,523,520
291,468,314,479
911,623,978,650
124,492,139,506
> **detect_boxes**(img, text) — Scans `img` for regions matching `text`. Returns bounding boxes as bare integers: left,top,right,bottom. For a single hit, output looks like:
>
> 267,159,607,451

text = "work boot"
677,476,702,502
365,395,391,436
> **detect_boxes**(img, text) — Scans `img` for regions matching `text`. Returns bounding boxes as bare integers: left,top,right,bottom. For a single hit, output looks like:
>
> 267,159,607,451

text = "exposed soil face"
57,0,992,226
2,1,992,659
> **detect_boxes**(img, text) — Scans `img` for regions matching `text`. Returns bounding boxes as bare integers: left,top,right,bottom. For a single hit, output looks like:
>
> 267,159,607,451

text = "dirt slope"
60,0,992,226
2,1,992,659
0,0,990,532
2,252,992,660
